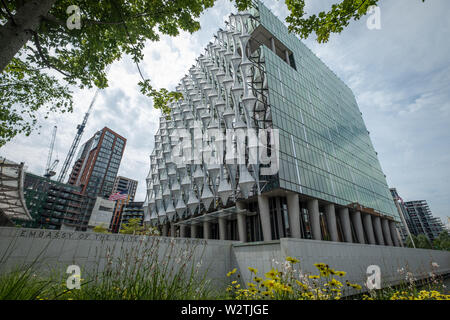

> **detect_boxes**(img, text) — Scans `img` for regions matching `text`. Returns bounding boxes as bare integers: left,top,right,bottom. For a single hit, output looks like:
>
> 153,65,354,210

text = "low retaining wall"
1,227,449,293
233,238,450,292
0,227,235,288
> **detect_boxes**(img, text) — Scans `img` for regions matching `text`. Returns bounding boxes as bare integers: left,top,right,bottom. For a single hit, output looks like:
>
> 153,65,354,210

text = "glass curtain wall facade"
258,3,396,216
143,1,401,247
66,127,126,230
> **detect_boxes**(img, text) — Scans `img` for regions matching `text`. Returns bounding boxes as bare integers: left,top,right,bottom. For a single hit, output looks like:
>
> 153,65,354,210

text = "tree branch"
0,0,16,25
29,29,72,78
42,13,66,27
15,0,25,9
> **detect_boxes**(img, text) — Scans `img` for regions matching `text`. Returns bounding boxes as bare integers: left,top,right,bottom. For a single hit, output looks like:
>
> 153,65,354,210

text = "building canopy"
0,157,33,223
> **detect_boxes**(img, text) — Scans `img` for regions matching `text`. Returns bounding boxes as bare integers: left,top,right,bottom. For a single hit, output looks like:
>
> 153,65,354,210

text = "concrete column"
325,204,338,242
381,218,393,246
270,37,276,52
236,202,247,242
362,213,376,245
203,221,211,239
190,224,198,238
237,214,247,242
170,223,176,238
338,208,352,243
373,216,385,245
307,199,322,240
350,211,365,244
287,193,301,238
179,225,187,238
162,223,168,237
218,217,227,241
258,195,272,241
389,220,401,247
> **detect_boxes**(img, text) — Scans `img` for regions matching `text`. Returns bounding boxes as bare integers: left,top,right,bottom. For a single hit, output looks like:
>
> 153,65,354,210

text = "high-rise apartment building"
108,176,138,233
144,1,401,246
65,127,126,230
391,187,445,243
119,201,144,231
20,173,88,230
112,176,138,201
68,127,126,198
403,200,444,242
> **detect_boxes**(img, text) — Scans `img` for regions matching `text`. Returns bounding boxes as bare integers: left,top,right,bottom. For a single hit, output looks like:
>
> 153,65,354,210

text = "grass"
0,236,215,300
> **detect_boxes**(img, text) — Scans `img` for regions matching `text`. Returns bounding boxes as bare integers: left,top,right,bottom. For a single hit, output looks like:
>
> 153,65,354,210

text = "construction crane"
57,88,101,183
44,125,59,179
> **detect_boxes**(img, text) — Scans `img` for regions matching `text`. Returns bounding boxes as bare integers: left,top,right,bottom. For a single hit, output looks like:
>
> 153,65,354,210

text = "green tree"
285,0,426,43
433,231,450,251
120,217,159,236
93,223,110,234
416,233,432,249
0,0,252,147
405,234,418,248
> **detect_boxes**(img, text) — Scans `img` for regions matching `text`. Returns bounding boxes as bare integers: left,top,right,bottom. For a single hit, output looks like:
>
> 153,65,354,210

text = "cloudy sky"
1,0,449,222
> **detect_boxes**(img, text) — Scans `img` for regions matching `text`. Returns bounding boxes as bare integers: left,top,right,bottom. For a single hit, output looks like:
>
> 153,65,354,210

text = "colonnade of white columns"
159,193,402,247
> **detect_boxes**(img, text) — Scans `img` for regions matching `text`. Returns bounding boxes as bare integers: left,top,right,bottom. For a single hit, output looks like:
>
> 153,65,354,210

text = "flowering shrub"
225,257,361,300
226,257,450,300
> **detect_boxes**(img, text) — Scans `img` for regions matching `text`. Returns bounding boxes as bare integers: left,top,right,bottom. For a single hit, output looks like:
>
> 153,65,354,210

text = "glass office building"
144,1,401,246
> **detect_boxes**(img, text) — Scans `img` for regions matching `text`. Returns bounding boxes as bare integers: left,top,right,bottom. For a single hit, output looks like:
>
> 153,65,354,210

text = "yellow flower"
231,280,237,285
248,267,258,274
309,275,320,280
295,280,308,290
265,268,280,280
286,256,300,264
314,263,326,269
327,278,343,288
227,268,237,277
335,271,346,277
281,284,293,293
346,281,362,290
254,277,262,283
262,279,276,289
